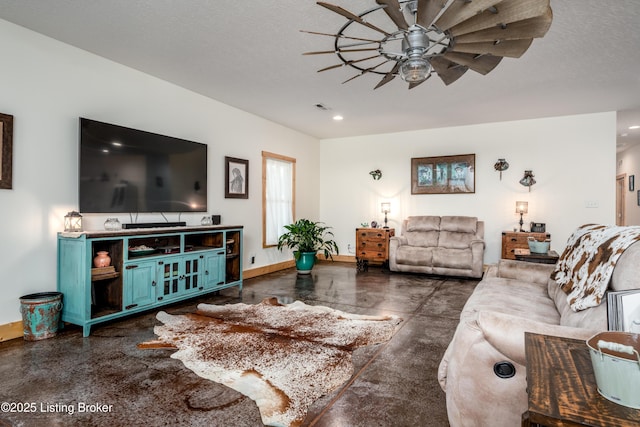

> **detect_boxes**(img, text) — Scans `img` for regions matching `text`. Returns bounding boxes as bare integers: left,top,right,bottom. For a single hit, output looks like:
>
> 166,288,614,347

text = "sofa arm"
477,310,599,366
389,235,407,247
492,259,555,286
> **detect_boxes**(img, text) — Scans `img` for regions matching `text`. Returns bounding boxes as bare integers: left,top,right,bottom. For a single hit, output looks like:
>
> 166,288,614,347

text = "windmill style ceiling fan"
302,0,553,89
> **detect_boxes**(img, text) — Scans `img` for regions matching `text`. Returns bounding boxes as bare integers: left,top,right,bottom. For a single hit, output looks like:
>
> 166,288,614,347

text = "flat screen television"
79,118,207,213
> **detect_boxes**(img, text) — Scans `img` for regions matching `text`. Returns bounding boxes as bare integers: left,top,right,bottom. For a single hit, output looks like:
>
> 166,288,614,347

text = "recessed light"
629,125,640,130
333,115,343,121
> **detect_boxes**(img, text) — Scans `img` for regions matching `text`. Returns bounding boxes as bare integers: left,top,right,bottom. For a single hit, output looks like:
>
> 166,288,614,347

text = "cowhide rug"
139,297,401,427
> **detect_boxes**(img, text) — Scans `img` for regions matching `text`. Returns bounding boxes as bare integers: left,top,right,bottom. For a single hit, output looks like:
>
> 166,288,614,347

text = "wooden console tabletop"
523,333,640,427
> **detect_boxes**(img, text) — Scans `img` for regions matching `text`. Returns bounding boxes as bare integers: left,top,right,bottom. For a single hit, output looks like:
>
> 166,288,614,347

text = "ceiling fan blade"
317,2,390,36
416,0,449,29
454,10,552,43
435,0,503,31
442,52,503,75
429,56,468,85
317,54,381,72
300,30,381,44
374,63,401,89
451,39,533,58
342,60,391,84
448,0,551,37
376,0,409,30
303,48,380,55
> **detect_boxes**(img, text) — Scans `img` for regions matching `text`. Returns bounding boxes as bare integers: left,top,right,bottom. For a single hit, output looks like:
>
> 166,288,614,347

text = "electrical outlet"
585,200,599,208
250,255,255,264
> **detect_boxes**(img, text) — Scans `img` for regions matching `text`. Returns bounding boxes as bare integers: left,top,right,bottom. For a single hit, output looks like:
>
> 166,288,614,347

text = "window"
262,151,296,247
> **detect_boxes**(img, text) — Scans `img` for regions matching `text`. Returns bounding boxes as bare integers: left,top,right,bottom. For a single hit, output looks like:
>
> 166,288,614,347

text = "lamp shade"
515,201,528,214
381,202,391,213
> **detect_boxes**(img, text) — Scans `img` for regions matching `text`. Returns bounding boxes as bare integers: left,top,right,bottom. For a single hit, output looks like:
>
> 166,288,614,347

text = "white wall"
320,112,617,264
617,143,640,225
0,20,319,325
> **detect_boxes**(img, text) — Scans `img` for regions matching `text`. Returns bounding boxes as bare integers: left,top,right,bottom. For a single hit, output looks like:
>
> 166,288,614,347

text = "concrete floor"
0,263,477,427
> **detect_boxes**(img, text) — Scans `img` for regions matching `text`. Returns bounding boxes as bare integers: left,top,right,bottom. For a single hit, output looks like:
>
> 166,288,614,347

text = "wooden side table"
514,248,560,264
355,228,394,272
502,231,551,260
522,333,640,427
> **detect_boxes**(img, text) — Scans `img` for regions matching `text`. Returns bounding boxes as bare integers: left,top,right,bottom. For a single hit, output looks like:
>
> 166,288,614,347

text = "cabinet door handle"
217,281,224,285
125,304,138,310
217,251,225,255
157,296,163,301
199,255,204,259
151,281,156,287
205,270,209,275
510,238,517,242
126,265,138,270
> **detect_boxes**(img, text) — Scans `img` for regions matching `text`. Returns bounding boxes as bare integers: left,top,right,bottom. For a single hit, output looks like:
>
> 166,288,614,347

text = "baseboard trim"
243,260,295,279
0,320,23,343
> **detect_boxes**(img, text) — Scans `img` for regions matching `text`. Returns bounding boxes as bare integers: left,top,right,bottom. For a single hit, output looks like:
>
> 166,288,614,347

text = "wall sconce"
519,170,536,191
369,169,382,180
515,201,528,232
494,158,509,180
64,211,83,232
381,202,391,228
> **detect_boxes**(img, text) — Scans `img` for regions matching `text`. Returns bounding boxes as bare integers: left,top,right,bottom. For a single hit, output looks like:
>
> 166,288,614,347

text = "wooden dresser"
501,231,550,260
355,228,394,271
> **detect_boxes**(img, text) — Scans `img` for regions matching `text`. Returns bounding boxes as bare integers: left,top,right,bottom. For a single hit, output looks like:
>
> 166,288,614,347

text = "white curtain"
265,157,293,246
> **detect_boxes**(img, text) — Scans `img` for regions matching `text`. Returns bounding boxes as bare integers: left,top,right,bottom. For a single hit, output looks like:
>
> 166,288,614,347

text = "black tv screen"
79,118,207,213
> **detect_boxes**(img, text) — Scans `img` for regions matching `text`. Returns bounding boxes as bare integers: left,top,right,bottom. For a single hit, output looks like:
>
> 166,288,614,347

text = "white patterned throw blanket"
551,224,640,311
139,297,401,427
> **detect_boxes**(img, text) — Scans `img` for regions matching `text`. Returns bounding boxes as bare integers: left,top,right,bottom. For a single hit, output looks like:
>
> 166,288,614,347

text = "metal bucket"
586,331,640,409
19,292,63,341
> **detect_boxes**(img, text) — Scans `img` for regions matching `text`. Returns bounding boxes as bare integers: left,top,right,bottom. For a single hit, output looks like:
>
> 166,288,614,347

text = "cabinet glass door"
158,260,180,302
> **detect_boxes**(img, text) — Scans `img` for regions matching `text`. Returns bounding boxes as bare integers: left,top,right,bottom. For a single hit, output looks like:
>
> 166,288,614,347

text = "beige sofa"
437,230,640,427
389,216,485,278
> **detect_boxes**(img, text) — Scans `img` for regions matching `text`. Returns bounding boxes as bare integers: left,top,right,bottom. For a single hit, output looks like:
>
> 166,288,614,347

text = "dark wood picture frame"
0,113,13,189
630,175,635,192
225,156,249,199
411,153,475,194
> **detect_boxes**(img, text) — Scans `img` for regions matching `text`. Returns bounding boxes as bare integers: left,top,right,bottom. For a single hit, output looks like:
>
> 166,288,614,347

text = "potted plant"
277,219,339,274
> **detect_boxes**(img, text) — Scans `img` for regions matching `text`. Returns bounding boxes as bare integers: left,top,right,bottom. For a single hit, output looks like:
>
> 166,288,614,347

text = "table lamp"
515,201,528,232
381,203,391,228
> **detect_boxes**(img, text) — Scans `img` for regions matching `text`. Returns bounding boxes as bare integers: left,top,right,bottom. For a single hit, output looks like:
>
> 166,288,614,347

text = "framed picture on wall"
0,113,13,190
225,156,249,199
637,190,640,206
630,175,635,191
411,154,475,194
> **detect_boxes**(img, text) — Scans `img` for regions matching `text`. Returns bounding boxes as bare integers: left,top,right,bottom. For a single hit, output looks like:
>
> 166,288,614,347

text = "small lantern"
64,211,83,232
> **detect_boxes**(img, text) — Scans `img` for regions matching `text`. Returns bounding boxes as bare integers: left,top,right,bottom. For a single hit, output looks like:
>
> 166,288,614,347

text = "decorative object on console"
103,218,122,231
200,216,212,226
369,169,382,180
211,214,221,225
303,0,553,89
411,154,475,194
519,170,536,191
0,112,13,189
494,158,509,180
527,236,550,254
64,211,83,232
370,220,378,228
381,202,391,228
516,201,528,232
225,156,249,199
93,251,111,268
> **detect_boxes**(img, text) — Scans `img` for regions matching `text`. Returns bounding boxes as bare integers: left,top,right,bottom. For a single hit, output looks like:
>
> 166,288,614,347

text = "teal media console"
57,225,243,336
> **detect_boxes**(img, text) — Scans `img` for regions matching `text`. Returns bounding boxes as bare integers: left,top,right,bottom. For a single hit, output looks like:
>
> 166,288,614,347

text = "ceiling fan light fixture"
400,58,431,83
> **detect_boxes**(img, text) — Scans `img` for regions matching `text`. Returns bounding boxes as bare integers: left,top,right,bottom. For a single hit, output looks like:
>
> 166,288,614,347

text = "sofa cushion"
433,248,472,270
405,230,439,248
439,231,476,249
440,216,477,233
395,246,434,266
461,277,561,325
406,216,441,232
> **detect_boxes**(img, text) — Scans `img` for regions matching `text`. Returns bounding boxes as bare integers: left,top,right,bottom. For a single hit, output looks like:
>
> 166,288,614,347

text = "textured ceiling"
0,0,639,149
